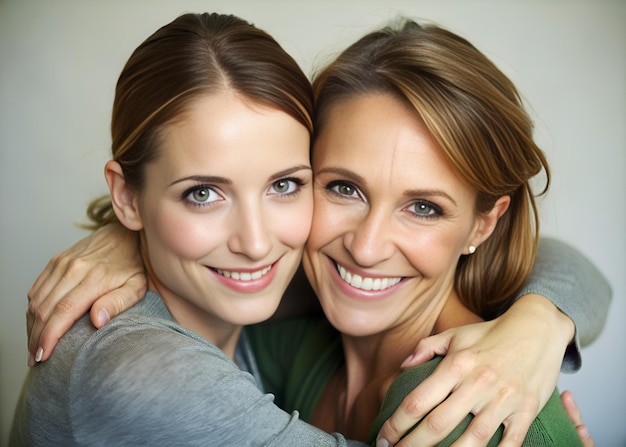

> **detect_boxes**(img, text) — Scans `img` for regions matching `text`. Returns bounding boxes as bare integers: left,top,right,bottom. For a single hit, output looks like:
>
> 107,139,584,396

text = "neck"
336,291,482,439
141,238,243,360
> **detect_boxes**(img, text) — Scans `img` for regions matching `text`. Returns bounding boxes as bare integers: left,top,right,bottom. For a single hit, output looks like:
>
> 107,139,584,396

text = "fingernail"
376,438,389,447
97,309,110,326
28,352,35,367
35,347,44,363
401,354,414,367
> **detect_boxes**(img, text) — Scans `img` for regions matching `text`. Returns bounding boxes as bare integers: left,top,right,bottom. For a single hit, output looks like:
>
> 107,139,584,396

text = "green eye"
269,178,300,196
192,188,212,202
273,180,290,193
337,184,355,196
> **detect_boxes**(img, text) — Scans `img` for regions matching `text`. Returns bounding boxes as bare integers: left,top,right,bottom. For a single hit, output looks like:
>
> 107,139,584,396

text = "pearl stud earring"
468,245,476,254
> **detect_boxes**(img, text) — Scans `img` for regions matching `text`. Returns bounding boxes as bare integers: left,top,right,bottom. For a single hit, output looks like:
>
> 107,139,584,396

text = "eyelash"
181,177,306,209
326,180,444,220
406,200,444,220
269,177,306,199
181,184,222,208
326,180,362,200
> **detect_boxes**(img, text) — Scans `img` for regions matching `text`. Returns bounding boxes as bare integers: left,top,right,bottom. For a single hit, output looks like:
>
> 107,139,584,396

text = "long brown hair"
86,13,313,228
313,19,550,318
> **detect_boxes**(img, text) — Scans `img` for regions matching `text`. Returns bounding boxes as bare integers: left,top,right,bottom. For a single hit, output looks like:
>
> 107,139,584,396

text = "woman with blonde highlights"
21,15,608,447
258,19,589,445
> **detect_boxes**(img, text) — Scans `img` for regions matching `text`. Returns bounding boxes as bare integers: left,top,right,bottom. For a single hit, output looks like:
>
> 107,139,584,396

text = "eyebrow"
404,189,457,206
169,165,312,187
169,175,231,187
268,165,312,182
317,166,457,206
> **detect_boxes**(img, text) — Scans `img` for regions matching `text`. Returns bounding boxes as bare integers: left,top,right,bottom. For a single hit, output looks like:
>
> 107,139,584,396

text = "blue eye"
409,200,442,218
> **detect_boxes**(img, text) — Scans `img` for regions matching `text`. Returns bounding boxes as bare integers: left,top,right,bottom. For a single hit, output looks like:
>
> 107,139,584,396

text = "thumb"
89,274,147,328
401,331,453,368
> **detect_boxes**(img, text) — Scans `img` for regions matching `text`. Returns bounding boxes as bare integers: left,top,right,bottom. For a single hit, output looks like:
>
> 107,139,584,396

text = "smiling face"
115,92,312,342
303,93,502,337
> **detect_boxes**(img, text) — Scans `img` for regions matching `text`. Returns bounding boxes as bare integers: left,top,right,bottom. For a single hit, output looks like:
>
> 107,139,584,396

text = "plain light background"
1,0,624,445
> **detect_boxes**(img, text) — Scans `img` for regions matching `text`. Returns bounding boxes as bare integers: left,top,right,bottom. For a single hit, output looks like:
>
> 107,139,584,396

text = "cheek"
144,204,223,260
402,227,468,277
271,195,314,249
306,192,339,254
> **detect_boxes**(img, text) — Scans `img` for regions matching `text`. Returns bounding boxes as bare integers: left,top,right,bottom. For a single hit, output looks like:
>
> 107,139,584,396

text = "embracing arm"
376,238,610,447
27,223,146,364
513,237,612,371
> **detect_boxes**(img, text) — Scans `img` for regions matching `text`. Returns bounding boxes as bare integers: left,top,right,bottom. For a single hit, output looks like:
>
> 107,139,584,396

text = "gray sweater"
9,238,611,446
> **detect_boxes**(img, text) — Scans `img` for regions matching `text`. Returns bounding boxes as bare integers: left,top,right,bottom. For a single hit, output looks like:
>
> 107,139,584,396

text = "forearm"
515,237,612,371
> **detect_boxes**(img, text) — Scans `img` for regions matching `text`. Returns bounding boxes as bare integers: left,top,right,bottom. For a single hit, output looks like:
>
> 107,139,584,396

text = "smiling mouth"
214,265,272,281
336,263,402,291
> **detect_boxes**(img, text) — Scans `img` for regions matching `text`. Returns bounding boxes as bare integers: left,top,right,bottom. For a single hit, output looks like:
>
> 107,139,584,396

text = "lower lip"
328,257,404,302
211,260,279,294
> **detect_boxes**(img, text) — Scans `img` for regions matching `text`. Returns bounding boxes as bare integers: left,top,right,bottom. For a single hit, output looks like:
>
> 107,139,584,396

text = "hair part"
85,12,313,230
313,19,550,318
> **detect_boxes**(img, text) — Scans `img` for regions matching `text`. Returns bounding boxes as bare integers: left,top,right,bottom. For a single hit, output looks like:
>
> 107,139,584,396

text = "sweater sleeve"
69,321,367,447
514,237,612,372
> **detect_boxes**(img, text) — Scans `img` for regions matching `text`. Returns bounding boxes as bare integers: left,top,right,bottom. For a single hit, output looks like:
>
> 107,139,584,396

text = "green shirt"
247,316,582,447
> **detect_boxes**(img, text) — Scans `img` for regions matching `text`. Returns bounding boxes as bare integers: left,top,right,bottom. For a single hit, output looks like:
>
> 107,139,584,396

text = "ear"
468,195,511,252
104,160,144,231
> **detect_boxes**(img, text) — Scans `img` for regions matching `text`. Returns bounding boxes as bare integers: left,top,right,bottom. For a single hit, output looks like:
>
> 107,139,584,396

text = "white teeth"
337,264,401,291
216,266,271,281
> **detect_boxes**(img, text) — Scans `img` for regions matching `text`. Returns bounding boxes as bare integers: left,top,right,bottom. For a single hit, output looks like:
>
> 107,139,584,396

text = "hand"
27,223,146,365
561,390,594,447
376,294,575,447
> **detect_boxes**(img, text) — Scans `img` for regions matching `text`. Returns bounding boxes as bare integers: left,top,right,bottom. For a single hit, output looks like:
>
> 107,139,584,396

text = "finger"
398,365,509,447
402,331,453,368
379,353,478,444
30,280,100,363
27,258,103,356
28,238,91,309
461,393,537,447
495,409,537,447
89,273,147,328
561,391,594,447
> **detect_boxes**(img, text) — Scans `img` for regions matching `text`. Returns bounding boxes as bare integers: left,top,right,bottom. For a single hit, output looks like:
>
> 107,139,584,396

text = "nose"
343,208,394,267
227,202,272,261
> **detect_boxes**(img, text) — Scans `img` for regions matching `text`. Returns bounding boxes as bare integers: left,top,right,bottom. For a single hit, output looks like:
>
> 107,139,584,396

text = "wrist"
514,293,575,349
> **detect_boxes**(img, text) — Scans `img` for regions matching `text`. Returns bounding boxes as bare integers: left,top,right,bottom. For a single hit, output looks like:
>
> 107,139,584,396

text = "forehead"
314,94,450,174
312,93,478,206
145,92,311,184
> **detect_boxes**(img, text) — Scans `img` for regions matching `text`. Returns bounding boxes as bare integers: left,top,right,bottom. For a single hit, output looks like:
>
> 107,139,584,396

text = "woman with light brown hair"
21,14,608,447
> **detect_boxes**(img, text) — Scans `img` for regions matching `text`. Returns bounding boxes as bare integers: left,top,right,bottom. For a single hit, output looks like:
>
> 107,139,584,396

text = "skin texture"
108,92,313,357
303,92,513,443
24,93,582,446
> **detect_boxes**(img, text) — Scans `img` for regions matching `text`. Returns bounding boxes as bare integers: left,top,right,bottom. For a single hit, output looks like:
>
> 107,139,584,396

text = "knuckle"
109,292,128,314
383,418,402,438
468,419,492,442
402,393,429,418
53,297,78,317
446,349,477,378
474,365,498,387
424,411,448,435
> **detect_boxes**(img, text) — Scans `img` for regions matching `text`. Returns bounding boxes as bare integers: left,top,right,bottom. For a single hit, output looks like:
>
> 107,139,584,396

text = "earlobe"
470,195,511,249
104,160,143,231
